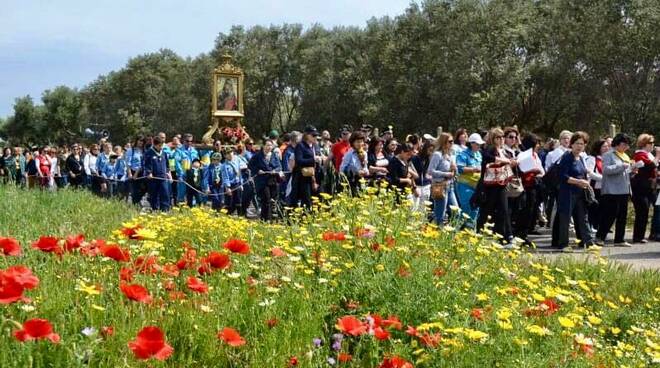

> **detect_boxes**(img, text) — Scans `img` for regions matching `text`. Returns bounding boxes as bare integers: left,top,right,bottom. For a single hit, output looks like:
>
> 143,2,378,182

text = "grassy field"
0,185,659,367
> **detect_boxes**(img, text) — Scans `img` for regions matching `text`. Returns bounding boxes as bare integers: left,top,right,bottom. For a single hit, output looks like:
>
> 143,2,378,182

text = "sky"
0,0,413,118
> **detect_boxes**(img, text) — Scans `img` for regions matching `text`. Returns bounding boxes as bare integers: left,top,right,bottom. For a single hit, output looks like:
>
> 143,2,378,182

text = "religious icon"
217,76,239,112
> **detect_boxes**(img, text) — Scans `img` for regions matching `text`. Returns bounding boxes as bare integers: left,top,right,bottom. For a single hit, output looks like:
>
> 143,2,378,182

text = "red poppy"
31,236,63,255
4,266,39,289
218,327,246,347
405,326,418,337
373,327,390,340
338,353,353,362
322,231,346,241
64,234,85,252
397,266,411,278
379,356,413,368
101,326,114,338
121,225,143,240
197,260,212,275
13,318,60,343
186,277,208,294
471,308,484,321
223,239,250,254
100,244,131,262
541,298,560,315
270,247,286,257
0,237,21,256
128,326,173,360
382,316,402,330
120,283,152,303
0,273,25,304
119,267,134,282
206,252,231,269
433,268,446,277
160,264,180,277
288,356,299,367
266,318,278,328
134,255,160,274
384,235,396,248
176,248,198,270
336,316,367,336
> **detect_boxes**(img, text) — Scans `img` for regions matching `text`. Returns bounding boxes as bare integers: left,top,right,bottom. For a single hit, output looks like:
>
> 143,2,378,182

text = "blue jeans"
433,183,458,225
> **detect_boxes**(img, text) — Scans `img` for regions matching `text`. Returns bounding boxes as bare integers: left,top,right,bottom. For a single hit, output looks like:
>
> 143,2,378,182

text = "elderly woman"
290,127,321,209
477,128,515,246
456,133,484,223
248,140,282,220
594,133,634,246
631,134,658,243
553,131,594,251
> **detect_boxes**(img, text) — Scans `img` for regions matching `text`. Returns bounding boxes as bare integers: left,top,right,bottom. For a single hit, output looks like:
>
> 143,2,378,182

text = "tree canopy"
2,0,659,146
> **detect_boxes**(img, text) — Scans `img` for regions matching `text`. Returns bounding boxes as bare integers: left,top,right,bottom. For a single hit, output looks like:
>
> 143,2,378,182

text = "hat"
211,152,222,161
422,133,437,142
360,124,373,132
268,129,279,139
221,147,234,156
192,158,201,164
468,133,485,145
303,126,320,137
339,125,352,134
381,125,394,134
109,154,118,160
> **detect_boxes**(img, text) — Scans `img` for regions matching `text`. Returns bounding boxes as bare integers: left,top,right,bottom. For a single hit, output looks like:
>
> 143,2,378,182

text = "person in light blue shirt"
101,153,119,198
126,136,146,205
221,149,243,214
456,133,484,223
96,142,114,196
113,146,129,200
339,132,369,195
203,153,225,210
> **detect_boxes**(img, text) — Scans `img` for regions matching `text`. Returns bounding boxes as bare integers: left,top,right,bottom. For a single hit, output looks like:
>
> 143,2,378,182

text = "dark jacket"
294,142,316,170
143,147,169,178
388,156,409,190
249,150,282,192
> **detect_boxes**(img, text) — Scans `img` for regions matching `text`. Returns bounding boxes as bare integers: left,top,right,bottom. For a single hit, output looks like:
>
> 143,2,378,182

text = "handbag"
505,177,524,198
431,181,448,200
483,164,514,186
584,185,598,205
301,167,315,177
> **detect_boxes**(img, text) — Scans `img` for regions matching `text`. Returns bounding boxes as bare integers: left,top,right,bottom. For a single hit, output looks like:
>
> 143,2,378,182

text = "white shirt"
84,154,98,176
545,146,567,170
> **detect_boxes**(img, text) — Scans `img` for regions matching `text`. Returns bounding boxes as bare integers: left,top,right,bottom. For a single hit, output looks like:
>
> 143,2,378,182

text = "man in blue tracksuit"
143,137,172,211
203,153,224,210
221,148,243,214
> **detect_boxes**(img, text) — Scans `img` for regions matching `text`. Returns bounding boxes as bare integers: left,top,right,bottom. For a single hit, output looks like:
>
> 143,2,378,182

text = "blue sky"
0,0,412,118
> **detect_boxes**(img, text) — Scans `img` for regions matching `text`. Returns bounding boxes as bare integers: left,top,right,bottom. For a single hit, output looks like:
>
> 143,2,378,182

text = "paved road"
527,228,660,271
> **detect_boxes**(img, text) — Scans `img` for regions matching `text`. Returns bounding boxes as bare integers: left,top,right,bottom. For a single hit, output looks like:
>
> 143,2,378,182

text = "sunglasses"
507,135,517,139
448,140,454,143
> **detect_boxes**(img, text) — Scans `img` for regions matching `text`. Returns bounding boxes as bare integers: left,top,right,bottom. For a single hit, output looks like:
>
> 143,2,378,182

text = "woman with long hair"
35,146,52,189
411,141,434,212
428,133,458,225
367,138,389,186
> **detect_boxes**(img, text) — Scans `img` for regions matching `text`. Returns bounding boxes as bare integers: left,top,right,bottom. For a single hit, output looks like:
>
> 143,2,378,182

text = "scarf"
614,150,630,163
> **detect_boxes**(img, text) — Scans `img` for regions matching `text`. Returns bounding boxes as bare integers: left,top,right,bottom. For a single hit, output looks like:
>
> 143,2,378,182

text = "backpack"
542,153,566,195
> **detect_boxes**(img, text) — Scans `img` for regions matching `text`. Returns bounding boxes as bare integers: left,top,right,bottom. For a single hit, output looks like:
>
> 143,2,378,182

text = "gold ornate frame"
211,54,244,118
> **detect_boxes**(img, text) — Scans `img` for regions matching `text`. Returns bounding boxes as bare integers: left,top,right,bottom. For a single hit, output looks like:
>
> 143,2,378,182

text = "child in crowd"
185,158,204,207
221,148,243,214
203,153,225,210
102,154,119,197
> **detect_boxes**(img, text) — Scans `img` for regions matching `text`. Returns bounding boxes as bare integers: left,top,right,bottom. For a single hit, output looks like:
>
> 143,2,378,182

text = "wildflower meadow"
1,185,659,367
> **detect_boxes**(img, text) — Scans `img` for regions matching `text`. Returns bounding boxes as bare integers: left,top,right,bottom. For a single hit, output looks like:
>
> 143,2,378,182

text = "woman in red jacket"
631,134,659,243
35,147,52,188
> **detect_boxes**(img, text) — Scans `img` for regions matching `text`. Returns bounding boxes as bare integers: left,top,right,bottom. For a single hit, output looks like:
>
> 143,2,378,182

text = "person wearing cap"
143,136,172,211
456,133,484,223
101,153,119,198
185,158,204,207
249,139,283,220
381,125,394,142
202,152,225,210
290,126,321,208
221,148,243,214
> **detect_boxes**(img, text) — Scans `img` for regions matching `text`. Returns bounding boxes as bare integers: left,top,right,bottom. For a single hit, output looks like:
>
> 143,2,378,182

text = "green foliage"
2,0,659,145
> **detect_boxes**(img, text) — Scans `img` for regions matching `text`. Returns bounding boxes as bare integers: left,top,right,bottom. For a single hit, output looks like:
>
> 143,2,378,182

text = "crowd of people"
2,125,659,251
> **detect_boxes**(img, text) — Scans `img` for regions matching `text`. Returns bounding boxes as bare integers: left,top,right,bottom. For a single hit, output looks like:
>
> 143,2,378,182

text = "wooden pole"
609,124,617,137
